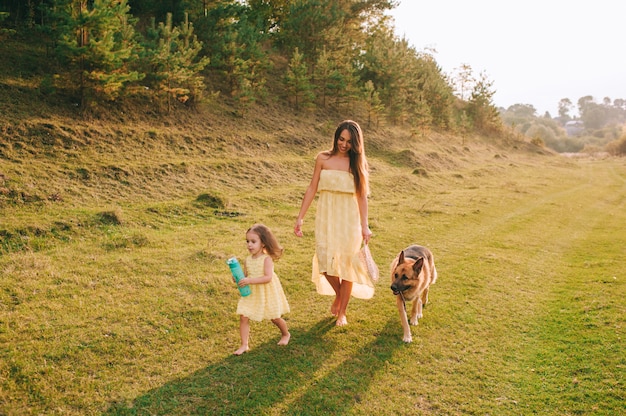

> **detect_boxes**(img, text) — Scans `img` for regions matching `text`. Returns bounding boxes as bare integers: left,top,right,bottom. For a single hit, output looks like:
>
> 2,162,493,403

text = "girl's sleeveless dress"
312,169,375,299
237,254,290,321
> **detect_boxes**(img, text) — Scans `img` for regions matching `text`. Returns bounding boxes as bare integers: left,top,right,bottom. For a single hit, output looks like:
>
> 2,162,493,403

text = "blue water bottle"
227,257,251,297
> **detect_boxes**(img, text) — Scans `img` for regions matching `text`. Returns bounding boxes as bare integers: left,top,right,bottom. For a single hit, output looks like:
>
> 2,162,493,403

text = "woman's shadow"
105,316,403,415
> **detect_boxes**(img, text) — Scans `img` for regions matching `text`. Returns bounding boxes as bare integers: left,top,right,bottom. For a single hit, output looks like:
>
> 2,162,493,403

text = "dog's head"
390,250,425,296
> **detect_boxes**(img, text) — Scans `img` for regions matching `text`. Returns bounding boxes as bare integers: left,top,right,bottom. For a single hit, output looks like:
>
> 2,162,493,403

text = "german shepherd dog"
390,245,438,343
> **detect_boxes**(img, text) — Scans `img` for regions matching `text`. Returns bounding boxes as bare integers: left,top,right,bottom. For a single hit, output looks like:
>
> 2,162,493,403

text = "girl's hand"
294,219,304,237
238,278,249,287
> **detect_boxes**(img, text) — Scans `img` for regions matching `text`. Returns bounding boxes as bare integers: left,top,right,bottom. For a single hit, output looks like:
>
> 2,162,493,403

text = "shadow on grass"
105,316,403,415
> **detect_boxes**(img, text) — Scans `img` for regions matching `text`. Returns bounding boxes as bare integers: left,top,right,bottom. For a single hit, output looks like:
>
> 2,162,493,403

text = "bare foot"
330,297,340,316
233,346,249,356
277,332,291,346
336,315,348,326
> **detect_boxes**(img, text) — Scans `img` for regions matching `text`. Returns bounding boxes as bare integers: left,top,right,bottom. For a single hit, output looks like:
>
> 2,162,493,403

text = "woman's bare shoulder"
316,150,332,159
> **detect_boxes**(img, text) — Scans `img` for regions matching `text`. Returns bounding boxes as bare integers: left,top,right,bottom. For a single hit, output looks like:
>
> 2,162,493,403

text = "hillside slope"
0,29,558,225
0,31,552,215
4,93,560,232
0,92,552,233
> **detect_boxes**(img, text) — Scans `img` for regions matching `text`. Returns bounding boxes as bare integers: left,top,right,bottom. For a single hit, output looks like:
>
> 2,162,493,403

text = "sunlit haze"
388,0,626,117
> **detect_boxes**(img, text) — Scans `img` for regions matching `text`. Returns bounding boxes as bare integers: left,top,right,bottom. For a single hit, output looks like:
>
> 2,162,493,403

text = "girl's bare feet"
277,332,291,346
336,315,348,326
233,346,249,356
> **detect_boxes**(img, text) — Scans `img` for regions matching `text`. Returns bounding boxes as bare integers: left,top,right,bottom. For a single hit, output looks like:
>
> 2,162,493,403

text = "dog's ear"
413,257,424,274
398,250,405,264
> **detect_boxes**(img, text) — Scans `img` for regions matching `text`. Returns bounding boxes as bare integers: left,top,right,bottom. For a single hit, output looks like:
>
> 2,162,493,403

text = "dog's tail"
426,251,438,284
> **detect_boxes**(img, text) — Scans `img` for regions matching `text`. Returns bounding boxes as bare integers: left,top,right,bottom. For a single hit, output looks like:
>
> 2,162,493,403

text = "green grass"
1,103,625,414
1,28,623,415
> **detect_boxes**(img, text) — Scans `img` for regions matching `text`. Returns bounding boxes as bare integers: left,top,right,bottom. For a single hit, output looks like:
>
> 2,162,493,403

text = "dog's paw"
402,334,413,343
409,317,419,326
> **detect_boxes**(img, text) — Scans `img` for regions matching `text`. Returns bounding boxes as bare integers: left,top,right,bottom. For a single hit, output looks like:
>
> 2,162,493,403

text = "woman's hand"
294,219,304,237
362,226,372,245
238,277,249,287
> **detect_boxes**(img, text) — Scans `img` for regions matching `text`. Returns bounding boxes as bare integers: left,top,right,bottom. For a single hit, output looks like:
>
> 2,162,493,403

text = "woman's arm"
294,153,325,237
357,192,372,244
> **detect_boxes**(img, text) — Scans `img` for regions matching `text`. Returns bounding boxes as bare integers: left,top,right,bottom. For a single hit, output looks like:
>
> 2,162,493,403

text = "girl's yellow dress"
237,254,290,321
312,169,375,299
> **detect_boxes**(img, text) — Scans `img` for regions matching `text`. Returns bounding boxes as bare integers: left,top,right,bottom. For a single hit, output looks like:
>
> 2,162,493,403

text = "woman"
294,120,374,326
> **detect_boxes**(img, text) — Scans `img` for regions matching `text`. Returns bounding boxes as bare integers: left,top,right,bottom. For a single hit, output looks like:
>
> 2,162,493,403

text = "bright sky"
388,0,626,117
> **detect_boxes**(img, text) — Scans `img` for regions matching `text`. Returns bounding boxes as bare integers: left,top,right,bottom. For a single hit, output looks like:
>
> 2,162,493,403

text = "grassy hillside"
1,36,624,415
0,96,546,256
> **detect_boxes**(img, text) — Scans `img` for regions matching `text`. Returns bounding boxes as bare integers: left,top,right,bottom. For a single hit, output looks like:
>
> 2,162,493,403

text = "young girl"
233,224,290,355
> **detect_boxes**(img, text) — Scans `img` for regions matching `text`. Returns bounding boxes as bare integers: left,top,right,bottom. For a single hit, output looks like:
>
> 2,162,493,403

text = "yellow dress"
312,169,375,299
237,254,290,321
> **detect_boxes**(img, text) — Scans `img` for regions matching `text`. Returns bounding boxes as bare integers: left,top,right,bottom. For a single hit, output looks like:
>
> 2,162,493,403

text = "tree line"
0,0,500,132
500,96,626,155
557,96,626,130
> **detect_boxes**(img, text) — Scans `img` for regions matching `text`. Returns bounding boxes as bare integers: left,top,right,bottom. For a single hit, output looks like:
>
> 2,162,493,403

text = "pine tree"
176,12,210,108
229,11,269,113
412,52,454,129
313,46,332,108
142,12,209,112
466,71,501,132
312,34,358,111
285,47,314,111
194,2,269,104
56,0,144,108
359,29,410,125
362,80,384,127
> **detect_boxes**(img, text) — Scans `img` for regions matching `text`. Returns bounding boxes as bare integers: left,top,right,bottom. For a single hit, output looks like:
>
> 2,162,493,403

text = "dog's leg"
396,295,412,343
422,286,429,308
410,298,421,325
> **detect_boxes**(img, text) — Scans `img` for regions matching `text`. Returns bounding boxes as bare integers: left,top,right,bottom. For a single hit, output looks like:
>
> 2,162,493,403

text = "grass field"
1,113,625,415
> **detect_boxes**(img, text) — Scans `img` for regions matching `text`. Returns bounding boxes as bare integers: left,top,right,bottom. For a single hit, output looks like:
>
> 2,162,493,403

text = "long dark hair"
330,120,369,197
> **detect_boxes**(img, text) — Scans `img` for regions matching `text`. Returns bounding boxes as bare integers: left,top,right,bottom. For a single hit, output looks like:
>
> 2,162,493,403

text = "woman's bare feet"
233,346,249,356
330,296,340,316
336,315,348,326
277,332,291,346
